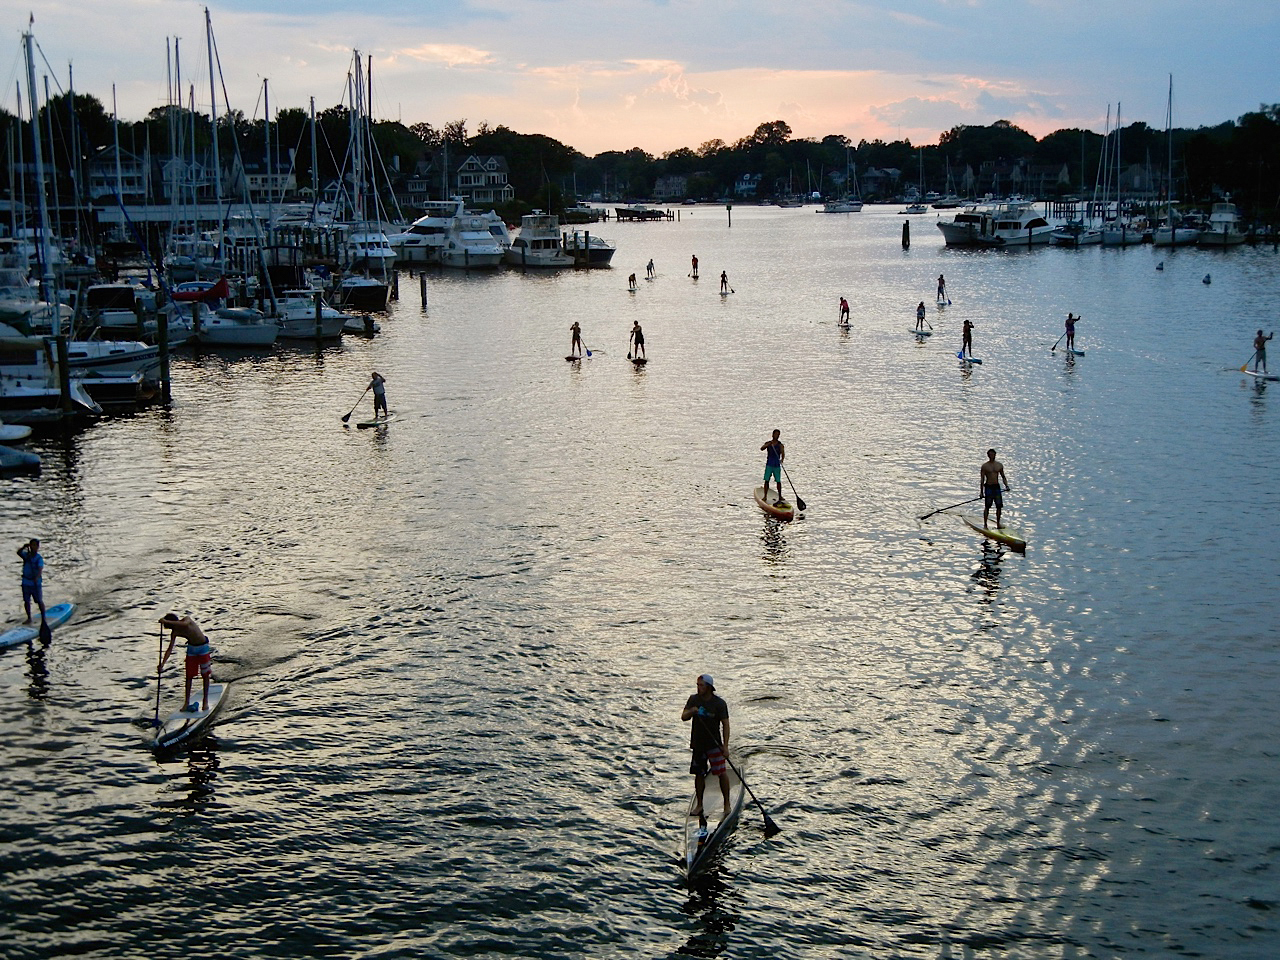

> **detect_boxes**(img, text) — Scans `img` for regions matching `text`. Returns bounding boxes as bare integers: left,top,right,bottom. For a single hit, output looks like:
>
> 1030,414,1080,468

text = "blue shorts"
22,581,43,606
983,485,1003,509
764,464,781,485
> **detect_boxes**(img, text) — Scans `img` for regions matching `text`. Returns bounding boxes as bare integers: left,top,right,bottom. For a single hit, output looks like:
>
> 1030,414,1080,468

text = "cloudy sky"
3,0,1275,156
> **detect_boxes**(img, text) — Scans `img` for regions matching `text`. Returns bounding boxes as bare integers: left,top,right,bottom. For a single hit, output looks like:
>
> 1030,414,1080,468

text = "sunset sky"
3,0,1275,156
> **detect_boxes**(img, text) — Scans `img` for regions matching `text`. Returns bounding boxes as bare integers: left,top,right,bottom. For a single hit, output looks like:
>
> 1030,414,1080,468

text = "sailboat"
1152,77,1200,248
901,149,928,213
820,150,863,213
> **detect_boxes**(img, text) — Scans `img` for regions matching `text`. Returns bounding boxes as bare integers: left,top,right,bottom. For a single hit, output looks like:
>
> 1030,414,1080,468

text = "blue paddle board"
957,352,983,364
0,602,75,649
910,328,933,337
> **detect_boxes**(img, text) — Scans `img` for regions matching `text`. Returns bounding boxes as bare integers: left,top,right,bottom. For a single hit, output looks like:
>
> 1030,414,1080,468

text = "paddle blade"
585,348,592,357
762,815,782,839
795,496,807,511
340,413,352,422
38,619,52,643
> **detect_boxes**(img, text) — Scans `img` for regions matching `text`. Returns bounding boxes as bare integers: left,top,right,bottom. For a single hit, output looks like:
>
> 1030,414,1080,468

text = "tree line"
3,94,1278,223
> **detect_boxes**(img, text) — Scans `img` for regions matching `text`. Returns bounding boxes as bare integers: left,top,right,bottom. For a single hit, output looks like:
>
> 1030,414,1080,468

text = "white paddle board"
0,602,75,650
152,682,228,752
1243,369,1280,381
910,328,933,337
356,411,396,429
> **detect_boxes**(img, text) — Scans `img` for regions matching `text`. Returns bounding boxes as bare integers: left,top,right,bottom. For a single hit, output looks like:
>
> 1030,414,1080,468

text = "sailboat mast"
23,27,56,320
206,6,223,259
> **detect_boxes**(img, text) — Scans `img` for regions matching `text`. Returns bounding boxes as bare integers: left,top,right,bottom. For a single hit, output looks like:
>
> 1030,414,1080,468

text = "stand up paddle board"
754,486,795,520
910,328,933,337
1243,369,1280,381
1054,347,1086,356
565,355,583,362
719,291,733,297
152,682,228,752
0,421,33,442
0,602,75,650
957,352,983,364
958,513,1026,551
631,357,648,366
356,411,396,429
837,322,851,330
683,752,746,878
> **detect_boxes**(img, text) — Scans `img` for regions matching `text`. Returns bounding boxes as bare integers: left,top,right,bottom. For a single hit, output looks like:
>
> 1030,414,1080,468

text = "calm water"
2,205,1278,959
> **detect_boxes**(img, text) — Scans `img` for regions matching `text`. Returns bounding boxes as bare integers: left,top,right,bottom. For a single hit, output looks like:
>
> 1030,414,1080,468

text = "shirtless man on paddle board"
980,449,1010,529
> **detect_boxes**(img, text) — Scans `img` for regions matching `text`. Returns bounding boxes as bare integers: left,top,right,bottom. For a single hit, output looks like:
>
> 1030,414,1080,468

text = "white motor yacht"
273,289,350,340
440,212,505,268
936,198,1057,247
1197,202,1246,247
389,199,465,264
506,212,575,268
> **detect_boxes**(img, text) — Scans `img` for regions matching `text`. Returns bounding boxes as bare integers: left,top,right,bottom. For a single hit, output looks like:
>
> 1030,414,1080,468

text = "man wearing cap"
681,673,731,817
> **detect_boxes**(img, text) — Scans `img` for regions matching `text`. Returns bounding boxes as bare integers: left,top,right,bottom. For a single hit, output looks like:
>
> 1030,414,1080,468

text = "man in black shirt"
681,673,731,816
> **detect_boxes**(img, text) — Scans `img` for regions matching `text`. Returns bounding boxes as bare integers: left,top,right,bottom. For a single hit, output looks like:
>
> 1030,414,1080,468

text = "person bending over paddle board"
961,319,974,358
1066,313,1079,351
980,449,1011,530
915,301,926,332
630,321,646,359
16,538,45,625
569,322,583,358
369,371,387,419
761,429,785,503
682,674,731,816
159,614,213,713
1254,329,1274,373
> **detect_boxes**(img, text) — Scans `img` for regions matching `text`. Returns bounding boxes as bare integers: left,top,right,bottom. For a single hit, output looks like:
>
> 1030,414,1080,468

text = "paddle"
918,495,982,521
340,386,370,423
781,464,807,511
696,716,781,839
1051,331,1067,352
38,618,52,643
1241,350,1258,373
152,626,165,727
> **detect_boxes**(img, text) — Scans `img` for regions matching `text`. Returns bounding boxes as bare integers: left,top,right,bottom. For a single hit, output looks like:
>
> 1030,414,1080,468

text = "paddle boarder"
915,301,926,332
720,271,729,293
158,613,213,713
1065,313,1079,351
681,674,731,816
569,322,583,358
961,318,974,358
369,371,387,419
839,297,850,324
16,538,45,625
1253,330,1274,373
980,449,1011,530
690,254,698,279
937,274,947,302
646,258,655,279
761,429,785,504
629,273,637,291
629,320,646,359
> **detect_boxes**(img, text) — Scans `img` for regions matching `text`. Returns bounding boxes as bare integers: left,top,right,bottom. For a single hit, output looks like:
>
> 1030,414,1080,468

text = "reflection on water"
2,207,1278,958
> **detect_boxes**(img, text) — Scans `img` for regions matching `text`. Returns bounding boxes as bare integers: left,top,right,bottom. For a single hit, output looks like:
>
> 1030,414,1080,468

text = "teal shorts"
764,464,781,485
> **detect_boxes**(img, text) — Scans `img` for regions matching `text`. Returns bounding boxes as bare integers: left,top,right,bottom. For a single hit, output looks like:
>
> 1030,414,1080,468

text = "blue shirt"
20,551,42,586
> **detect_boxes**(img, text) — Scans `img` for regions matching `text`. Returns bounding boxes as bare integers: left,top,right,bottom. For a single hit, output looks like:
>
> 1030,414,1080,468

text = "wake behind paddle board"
152,682,228,752
0,602,75,650
958,513,1026,551
754,486,795,520
356,411,396,428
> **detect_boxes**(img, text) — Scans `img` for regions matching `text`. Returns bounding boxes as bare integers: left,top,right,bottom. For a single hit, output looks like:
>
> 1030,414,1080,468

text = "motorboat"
506,212,575,268
1152,214,1202,248
900,203,930,215
440,212,505,268
1197,201,1246,247
388,199,464,264
65,338,160,378
561,229,616,267
1050,220,1103,247
334,273,391,312
342,224,398,272
936,198,1057,247
1,334,103,420
272,289,350,340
